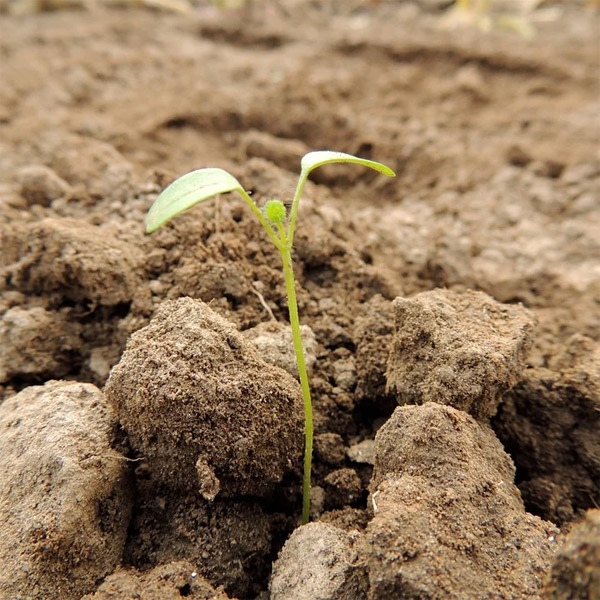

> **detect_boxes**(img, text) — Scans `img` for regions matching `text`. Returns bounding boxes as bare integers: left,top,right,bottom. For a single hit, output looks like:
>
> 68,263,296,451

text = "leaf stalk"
280,244,313,524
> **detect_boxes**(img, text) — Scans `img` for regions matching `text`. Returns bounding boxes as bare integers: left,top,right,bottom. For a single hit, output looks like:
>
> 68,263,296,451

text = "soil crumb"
126,481,273,598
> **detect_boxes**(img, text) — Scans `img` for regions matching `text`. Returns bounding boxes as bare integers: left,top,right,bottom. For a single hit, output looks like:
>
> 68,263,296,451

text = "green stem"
286,168,309,247
280,245,313,525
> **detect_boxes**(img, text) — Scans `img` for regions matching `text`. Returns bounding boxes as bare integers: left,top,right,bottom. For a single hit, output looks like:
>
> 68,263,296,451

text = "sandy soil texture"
0,1,598,598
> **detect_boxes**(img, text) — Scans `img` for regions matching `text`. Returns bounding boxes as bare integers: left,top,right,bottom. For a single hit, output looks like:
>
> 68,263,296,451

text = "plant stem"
280,245,313,525
286,168,308,248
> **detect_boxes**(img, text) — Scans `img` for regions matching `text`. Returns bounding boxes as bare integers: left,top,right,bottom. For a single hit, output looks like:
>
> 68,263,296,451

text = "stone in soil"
0,381,132,600
386,288,536,420
105,297,303,499
243,319,317,379
270,522,367,600
365,402,559,600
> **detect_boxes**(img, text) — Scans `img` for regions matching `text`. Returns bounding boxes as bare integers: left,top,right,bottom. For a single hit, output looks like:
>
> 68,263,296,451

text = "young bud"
264,199,287,224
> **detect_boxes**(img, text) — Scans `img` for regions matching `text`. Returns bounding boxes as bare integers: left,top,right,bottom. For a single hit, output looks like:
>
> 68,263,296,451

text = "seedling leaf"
300,151,396,178
146,168,244,233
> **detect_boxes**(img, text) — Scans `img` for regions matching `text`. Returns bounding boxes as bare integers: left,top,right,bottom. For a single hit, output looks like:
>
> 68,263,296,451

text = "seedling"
146,151,395,523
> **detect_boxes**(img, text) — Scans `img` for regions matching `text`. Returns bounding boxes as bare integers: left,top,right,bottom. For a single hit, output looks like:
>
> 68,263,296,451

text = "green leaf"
300,151,395,178
146,168,244,233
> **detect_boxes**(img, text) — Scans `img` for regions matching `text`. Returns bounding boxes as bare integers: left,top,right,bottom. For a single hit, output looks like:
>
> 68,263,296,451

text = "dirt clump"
386,289,536,420
0,216,151,394
0,305,82,382
18,164,72,207
370,401,517,499
0,380,131,600
0,217,145,307
543,509,600,600
270,522,367,600
314,432,347,467
81,560,234,600
105,297,304,499
40,132,135,203
494,335,600,525
365,402,559,600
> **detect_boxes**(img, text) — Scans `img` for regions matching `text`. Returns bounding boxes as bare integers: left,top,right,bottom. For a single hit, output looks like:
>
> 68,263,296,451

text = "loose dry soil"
0,1,598,599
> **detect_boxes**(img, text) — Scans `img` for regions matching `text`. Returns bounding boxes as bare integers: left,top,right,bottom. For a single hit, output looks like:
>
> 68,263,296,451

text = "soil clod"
270,522,367,600
386,289,536,419
366,402,559,600
105,297,304,498
0,381,131,600
81,560,234,600
543,509,600,600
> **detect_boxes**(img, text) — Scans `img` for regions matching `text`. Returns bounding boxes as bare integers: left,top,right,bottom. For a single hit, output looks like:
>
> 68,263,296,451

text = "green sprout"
145,151,395,524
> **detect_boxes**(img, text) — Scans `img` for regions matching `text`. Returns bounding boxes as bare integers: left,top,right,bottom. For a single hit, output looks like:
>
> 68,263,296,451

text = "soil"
0,1,599,599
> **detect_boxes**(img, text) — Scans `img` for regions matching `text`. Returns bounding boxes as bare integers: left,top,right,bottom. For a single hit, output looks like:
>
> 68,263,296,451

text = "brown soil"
0,1,599,599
